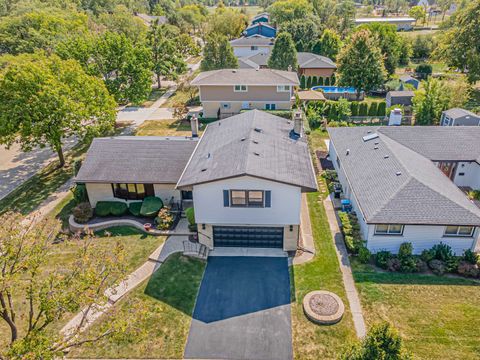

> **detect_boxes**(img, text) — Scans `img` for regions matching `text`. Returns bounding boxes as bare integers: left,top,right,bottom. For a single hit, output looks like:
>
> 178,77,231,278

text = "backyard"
135,119,200,137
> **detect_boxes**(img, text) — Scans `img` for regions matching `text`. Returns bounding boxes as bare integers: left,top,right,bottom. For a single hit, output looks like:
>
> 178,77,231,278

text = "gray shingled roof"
297,52,336,69
230,36,274,46
238,57,260,69
238,53,269,69
328,126,480,226
388,90,414,99
191,69,299,86
76,137,198,184
177,110,317,191
443,107,479,119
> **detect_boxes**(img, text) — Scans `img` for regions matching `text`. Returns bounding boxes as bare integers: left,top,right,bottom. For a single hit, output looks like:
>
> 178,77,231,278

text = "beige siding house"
191,69,299,119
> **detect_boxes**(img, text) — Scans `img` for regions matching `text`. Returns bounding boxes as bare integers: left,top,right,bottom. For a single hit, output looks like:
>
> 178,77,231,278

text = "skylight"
362,133,379,142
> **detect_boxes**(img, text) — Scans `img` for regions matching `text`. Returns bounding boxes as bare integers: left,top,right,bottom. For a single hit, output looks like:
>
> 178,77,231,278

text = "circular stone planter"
303,290,344,325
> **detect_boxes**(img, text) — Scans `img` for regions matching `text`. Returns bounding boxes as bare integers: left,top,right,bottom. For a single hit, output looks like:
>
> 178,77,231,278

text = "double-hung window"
226,190,268,208
277,85,291,92
444,225,475,237
374,224,404,235
112,183,154,200
234,85,248,92
265,104,276,110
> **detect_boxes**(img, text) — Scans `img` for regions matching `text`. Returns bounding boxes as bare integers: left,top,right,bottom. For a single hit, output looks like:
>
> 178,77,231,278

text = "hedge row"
300,74,336,89
95,196,164,218
338,211,363,253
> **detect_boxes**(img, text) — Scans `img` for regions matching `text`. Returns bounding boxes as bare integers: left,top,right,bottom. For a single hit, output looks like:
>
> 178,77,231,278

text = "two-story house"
191,69,299,119
230,35,274,58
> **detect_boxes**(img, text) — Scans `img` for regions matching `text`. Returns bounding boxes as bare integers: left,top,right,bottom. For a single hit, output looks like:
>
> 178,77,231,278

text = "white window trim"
277,85,291,93
234,85,248,92
443,225,475,237
374,224,404,236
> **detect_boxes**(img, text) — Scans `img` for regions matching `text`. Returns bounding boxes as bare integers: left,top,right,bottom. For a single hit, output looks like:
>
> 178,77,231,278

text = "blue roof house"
251,12,270,25
244,23,277,38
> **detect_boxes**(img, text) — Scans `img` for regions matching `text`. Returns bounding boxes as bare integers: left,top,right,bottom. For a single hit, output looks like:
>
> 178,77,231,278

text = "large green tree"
97,4,148,43
267,31,297,70
207,5,248,40
281,18,320,52
334,0,356,37
267,0,312,26
0,53,116,166
200,34,238,71
312,29,342,61
337,29,386,99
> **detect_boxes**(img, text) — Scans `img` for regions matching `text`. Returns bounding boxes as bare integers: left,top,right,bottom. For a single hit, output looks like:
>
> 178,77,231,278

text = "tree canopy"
200,33,238,71
267,31,297,71
267,0,312,26
312,29,342,61
280,18,320,52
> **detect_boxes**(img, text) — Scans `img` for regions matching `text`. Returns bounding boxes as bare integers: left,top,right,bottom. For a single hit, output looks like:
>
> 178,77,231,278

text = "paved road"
184,256,293,360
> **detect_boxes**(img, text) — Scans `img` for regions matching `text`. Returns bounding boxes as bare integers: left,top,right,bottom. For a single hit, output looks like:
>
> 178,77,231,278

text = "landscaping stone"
303,290,344,325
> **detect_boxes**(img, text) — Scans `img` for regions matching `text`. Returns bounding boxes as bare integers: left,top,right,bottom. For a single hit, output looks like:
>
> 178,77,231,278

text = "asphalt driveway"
184,256,292,360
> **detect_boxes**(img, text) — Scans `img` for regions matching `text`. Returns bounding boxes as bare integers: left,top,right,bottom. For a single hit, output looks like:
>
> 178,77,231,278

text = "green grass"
69,253,206,358
290,193,356,359
161,86,199,108
142,88,167,107
351,260,480,360
135,119,201,137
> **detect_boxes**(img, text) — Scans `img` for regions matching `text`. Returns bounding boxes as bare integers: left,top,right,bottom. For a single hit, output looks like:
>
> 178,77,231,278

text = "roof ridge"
270,69,297,83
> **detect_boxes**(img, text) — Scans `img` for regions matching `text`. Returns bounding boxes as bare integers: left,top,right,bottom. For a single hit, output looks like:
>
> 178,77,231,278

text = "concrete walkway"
323,194,367,338
61,235,187,337
293,193,316,265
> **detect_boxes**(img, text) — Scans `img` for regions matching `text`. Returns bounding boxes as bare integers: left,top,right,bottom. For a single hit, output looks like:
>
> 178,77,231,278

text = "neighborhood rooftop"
328,126,480,226
443,107,479,119
230,36,274,46
388,90,415,98
177,110,317,191
297,52,337,69
190,68,300,86
75,136,198,184
355,17,416,23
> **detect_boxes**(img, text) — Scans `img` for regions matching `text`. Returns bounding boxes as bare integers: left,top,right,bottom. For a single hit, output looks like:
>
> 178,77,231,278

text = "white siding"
192,175,301,225
366,224,479,255
453,162,480,189
153,184,181,204
232,45,271,57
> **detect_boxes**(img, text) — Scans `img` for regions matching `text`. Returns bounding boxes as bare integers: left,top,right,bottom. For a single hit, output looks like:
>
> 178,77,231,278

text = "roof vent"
201,168,207,172
254,127,262,133
253,152,260,156
240,137,246,141
206,153,210,159
346,149,350,155
253,140,258,144
367,130,372,134
396,171,402,176
374,142,379,145
232,69,237,73
363,133,379,142
374,146,378,150
384,155,389,159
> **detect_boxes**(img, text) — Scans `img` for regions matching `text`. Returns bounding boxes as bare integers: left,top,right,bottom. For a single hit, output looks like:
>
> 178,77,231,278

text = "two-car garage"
213,226,284,248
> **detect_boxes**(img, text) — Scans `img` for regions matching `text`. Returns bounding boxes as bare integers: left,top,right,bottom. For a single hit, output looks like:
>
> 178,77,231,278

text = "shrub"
358,246,371,264
140,196,163,217
306,76,312,88
457,261,479,278
312,76,318,87
428,259,446,275
431,243,454,262
350,102,359,116
368,102,378,116
415,63,432,79
358,102,368,116
339,211,363,253
300,75,306,89
420,248,435,263
155,207,174,230
72,184,88,204
95,201,112,217
185,207,195,225
468,190,480,201
318,76,324,85
110,202,128,216
331,74,336,85
72,202,93,224
377,102,386,116
462,249,479,265
128,202,143,216
73,159,82,176
416,259,428,273
398,242,417,273
375,250,392,269
398,242,413,259
325,76,330,86
387,257,401,272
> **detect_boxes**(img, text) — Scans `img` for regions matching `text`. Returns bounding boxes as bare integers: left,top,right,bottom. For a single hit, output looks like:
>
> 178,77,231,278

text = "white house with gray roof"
328,126,480,254
230,35,274,58
76,110,317,252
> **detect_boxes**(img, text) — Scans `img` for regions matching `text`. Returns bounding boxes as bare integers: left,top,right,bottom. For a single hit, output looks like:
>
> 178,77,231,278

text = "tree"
280,18,320,52
267,0,312,26
207,6,248,39
337,29,386,100
97,5,148,43
334,0,356,37
300,74,306,89
437,0,454,20
0,53,116,167
200,34,238,71
340,323,412,360
0,213,128,358
409,5,427,26
438,0,480,83
411,34,436,59
177,4,207,34
398,36,412,66
267,32,297,70
312,29,342,61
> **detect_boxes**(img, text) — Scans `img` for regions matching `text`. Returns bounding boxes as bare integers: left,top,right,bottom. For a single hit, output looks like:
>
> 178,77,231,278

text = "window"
229,190,264,207
251,46,258,50
444,226,474,237
234,85,247,92
277,85,291,92
112,183,154,200
374,224,404,235
265,103,276,110
221,103,231,109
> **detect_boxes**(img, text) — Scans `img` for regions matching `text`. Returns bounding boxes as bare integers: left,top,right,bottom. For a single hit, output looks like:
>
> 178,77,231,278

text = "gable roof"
399,75,418,83
252,12,269,21
387,90,414,99
328,126,480,226
190,69,299,86
238,53,269,69
230,35,274,46
177,110,317,191
75,137,198,184
245,22,276,32
297,52,336,69
442,108,480,119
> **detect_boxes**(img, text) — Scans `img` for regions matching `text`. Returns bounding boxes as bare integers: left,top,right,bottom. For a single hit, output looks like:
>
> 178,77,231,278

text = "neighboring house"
244,23,277,38
297,52,336,79
354,17,416,31
135,13,167,26
399,75,419,89
230,35,274,58
177,110,317,251
328,126,480,255
441,108,480,126
386,90,415,108
238,53,269,70
251,12,269,25
75,136,198,207
191,69,299,119
76,110,317,252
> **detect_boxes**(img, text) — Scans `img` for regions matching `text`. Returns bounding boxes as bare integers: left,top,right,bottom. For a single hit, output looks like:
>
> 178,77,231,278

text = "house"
328,126,480,255
386,90,415,108
441,108,480,126
230,35,274,58
134,13,167,26
399,75,419,89
355,17,416,31
75,136,198,207
251,12,269,25
191,69,299,119
244,23,277,38
238,53,269,69
297,52,336,80
76,110,317,252
176,110,317,251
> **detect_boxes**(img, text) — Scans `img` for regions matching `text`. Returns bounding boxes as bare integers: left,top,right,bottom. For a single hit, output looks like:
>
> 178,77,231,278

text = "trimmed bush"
416,259,428,273
358,246,371,264
358,102,368,116
377,101,386,117
95,201,113,217
415,63,432,79
457,261,479,278
368,102,378,116
311,76,318,87
375,250,392,269
300,75,306,89
331,74,336,85
318,76,324,85
420,248,435,263
129,202,143,216
325,76,330,86
398,242,417,273
306,76,312,88
110,202,128,216
387,258,401,272
140,196,163,217
185,207,195,225
462,249,479,265
431,243,454,262
350,102,359,116
72,202,93,224
429,259,446,275
338,211,363,253
72,184,88,204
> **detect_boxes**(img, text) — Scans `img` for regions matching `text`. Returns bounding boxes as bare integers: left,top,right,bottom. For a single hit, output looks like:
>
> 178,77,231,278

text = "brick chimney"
190,115,199,138
293,111,303,137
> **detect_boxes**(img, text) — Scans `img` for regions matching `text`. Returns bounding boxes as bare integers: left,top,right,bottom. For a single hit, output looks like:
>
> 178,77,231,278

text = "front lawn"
136,119,203,137
352,260,480,360
69,253,206,359
290,193,356,359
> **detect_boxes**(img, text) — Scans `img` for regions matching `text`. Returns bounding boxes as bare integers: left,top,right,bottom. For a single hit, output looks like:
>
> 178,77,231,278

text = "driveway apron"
184,256,293,360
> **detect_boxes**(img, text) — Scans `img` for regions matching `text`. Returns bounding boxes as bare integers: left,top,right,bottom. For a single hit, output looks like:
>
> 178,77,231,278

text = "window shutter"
223,190,230,207
265,191,271,207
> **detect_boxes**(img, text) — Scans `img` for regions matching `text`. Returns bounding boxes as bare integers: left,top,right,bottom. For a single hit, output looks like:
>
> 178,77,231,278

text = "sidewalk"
293,193,316,265
323,194,367,339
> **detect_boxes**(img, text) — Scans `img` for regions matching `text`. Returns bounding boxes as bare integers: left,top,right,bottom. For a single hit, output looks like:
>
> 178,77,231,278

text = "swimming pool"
311,86,357,93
